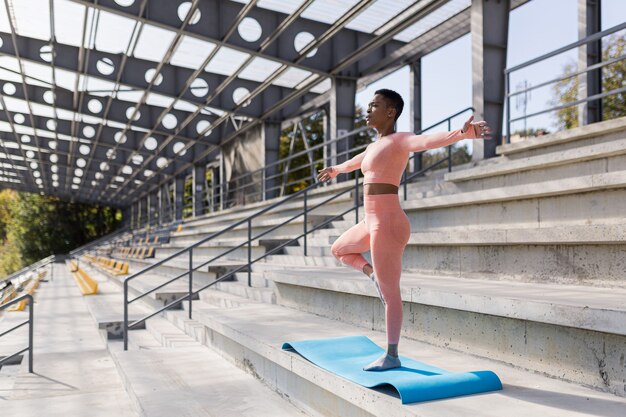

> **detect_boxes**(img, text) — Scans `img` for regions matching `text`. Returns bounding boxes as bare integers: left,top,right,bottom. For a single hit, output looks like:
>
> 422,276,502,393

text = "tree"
278,106,375,195
420,143,472,172
0,190,121,276
552,33,626,129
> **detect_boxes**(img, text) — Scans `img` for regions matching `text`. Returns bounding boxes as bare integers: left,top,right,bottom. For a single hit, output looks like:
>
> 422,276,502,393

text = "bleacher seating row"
67,260,98,295
115,246,155,260
1,270,46,311
130,234,171,246
83,255,130,276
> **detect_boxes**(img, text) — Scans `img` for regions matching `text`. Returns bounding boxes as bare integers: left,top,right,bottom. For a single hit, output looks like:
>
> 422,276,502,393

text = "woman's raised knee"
330,242,341,259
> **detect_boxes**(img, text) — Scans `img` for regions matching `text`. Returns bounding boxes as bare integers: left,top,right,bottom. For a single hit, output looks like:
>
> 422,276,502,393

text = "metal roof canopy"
0,0,527,207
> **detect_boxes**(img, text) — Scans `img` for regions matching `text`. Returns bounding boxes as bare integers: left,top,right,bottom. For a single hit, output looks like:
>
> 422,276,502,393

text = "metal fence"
180,106,474,216
505,22,626,142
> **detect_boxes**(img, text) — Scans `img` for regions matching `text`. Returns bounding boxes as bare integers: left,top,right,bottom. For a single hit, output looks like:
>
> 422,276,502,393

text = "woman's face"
365,94,394,129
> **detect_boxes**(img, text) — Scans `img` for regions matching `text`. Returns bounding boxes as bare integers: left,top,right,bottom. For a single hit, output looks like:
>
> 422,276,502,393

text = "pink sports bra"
330,128,476,186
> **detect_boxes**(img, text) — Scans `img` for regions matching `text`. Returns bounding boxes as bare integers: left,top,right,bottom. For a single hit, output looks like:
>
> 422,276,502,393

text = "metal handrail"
505,21,626,142
0,294,34,372
202,106,474,213
122,107,474,350
69,226,131,257
1,255,55,284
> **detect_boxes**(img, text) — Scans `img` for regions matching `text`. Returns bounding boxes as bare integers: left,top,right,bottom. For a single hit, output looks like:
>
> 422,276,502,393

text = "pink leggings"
330,194,411,344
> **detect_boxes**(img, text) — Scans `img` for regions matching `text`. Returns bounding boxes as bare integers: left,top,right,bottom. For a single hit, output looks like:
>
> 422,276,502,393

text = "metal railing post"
247,219,252,287
28,296,33,372
354,174,359,224
505,71,511,144
123,280,128,351
188,249,193,319
447,119,452,172
403,170,407,201
304,191,308,256
262,168,266,201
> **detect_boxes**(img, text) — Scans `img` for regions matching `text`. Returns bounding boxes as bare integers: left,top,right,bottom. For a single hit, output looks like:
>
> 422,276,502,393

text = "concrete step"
111,346,308,417
81,280,152,339
83,263,205,311
496,116,626,160
170,221,314,245
176,190,354,231
153,244,267,261
265,267,626,395
0,361,22,394
284,245,334,257
172,210,340,241
447,136,626,187
210,282,275,304
263,254,340,268
396,224,626,286
163,292,626,417
400,176,626,231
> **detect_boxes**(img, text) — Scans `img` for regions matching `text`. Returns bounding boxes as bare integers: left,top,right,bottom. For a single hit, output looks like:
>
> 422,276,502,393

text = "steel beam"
471,0,510,160
578,0,603,125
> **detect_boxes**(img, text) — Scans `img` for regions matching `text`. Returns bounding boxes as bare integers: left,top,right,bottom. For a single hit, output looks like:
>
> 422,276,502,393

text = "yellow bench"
86,256,129,276
7,271,45,311
68,261,98,295
1,286,17,305
109,260,129,276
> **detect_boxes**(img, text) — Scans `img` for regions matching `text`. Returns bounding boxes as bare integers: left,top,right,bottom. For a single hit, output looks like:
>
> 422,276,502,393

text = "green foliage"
0,189,120,276
553,33,626,129
421,144,472,172
602,34,626,121
278,106,374,195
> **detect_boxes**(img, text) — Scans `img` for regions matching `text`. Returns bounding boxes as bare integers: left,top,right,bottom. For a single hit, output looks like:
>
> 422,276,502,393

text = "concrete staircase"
89,117,626,415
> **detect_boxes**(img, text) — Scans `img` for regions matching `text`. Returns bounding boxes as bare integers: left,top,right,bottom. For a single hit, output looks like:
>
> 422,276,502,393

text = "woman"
317,89,492,371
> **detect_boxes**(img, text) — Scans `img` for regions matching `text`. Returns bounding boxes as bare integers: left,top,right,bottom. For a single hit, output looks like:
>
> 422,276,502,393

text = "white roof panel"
205,47,250,76
239,57,283,83
53,0,87,48
170,35,216,70
301,0,362,25
230,0,304,16
11,0,50,41
273,66,311,88
95,10,137,54
134,24,177,63
345,0,416,33
394,0,470,42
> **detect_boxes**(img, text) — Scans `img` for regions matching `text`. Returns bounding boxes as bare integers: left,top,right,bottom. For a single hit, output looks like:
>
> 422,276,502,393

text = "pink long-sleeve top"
331,128,476,186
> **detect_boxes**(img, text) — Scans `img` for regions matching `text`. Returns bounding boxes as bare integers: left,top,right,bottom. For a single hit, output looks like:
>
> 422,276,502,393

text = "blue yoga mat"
282,335,502,404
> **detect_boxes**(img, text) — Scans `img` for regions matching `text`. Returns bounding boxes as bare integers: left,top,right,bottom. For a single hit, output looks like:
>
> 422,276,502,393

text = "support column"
129,204,135,229
174,175,184,221
144,195,150,228
208,165,220,212
135,200,141,229
150,191,159,227
121,206,131,228
578,0,602,126
161,183,170,224
264,121,281,200
329,76,356,172
157,186,163,226
409,60,423,173
193,164,205,218
471,0,510,160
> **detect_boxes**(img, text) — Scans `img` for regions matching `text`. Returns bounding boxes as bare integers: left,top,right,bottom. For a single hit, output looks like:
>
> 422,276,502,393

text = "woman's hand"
461,115,492,140
317,167,337,182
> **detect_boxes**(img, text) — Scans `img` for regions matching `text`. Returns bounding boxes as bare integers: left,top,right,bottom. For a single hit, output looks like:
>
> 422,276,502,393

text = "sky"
356,0,626,147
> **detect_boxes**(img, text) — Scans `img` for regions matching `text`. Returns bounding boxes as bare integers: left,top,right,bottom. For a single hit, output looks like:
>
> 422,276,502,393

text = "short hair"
375,89,404,122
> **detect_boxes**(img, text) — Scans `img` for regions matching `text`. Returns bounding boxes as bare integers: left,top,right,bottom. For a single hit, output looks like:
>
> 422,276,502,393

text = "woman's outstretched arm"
317,148,368,182
400,116,492,153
